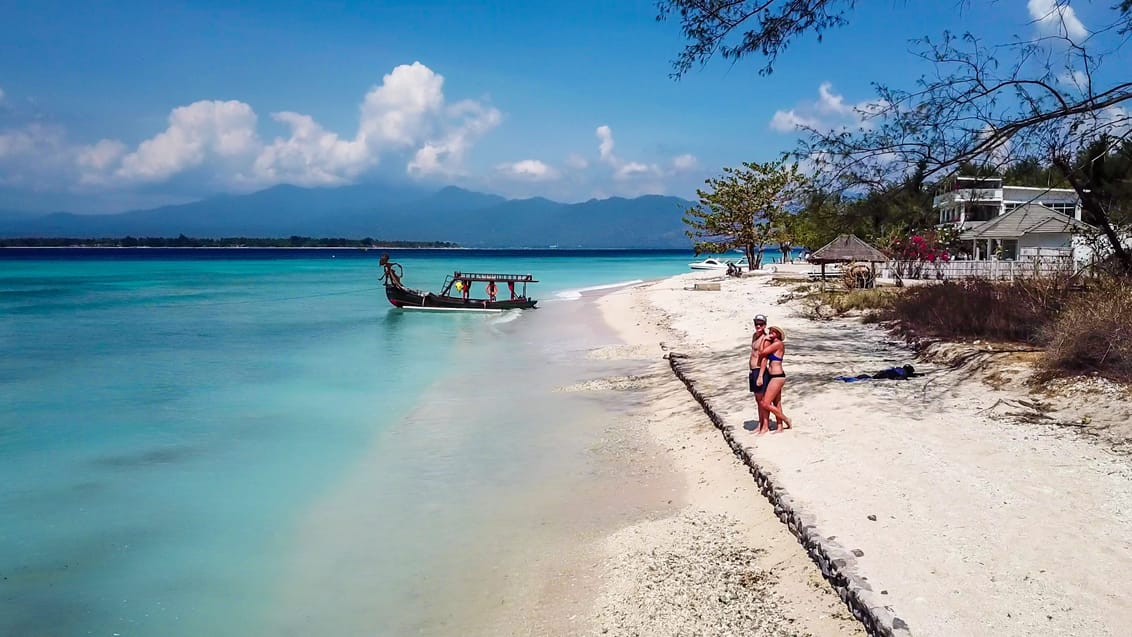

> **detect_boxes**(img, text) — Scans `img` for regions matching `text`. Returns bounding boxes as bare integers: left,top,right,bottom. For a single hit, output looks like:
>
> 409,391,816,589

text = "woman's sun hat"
768,326,785,340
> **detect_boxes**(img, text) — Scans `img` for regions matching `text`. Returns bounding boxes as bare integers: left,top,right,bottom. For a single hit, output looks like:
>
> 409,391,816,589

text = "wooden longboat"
380,254,538,311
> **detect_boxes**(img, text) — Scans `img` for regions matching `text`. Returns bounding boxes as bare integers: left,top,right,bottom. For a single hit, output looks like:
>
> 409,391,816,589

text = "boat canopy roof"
453,271,538,283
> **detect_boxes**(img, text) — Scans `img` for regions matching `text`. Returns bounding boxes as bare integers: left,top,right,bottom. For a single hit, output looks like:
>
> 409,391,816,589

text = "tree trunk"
753,242,765,269
1052,156,1132,275
779,242,792,263
745,244,756,271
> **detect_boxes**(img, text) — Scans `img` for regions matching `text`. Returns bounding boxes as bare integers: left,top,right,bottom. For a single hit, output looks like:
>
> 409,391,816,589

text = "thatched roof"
808,234,889,263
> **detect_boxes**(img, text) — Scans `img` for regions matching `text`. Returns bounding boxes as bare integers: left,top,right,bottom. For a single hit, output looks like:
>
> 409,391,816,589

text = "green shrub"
824,288,899,314
796,287,900,319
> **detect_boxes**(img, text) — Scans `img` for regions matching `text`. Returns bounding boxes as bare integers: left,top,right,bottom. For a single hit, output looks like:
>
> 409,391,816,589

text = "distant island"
0,235,459,249
0,183,694,249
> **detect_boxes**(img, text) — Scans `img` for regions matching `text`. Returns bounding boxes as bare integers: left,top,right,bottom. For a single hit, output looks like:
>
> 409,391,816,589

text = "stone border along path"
666,351,912,637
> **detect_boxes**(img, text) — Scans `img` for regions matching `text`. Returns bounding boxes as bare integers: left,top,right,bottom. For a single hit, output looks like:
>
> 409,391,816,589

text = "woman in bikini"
757,326,792,430
749,315,771,432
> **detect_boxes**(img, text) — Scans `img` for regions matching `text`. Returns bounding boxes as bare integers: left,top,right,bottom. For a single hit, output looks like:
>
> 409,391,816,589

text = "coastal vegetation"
682,159,806,268
793,278,1132,382
659,0,1132,272
662,0,1132,381
890,278,1132,382
0,235,460,248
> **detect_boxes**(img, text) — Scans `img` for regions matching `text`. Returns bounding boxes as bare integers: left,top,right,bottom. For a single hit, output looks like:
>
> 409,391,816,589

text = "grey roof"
808,234,889,263
960,203,1094,240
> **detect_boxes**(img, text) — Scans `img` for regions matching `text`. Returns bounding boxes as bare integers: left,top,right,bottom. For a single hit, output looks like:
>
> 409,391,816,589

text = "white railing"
883,256,1074,281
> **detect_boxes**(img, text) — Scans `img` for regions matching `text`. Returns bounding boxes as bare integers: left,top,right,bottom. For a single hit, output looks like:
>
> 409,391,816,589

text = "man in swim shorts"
749,314,771,429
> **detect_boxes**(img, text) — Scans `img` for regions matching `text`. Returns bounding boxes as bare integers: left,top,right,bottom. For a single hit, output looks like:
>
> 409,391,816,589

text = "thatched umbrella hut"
808,234,890,287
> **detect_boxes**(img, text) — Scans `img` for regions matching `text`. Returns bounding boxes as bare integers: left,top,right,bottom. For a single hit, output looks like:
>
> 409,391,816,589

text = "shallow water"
0,249,686,636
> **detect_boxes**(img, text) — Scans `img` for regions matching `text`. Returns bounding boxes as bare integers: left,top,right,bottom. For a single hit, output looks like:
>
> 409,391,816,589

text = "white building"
933,176,1092,262
934,176,1082,226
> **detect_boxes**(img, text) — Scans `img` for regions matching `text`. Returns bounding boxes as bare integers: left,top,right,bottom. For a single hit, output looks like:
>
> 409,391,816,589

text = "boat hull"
688,259,748,271
400,306,504,314
385,283,537,310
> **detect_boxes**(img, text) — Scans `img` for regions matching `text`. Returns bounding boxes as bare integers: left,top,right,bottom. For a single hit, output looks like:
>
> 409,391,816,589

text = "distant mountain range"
0,183,695,249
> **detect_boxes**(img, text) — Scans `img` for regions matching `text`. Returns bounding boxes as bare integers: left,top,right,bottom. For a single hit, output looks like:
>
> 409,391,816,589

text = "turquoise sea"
0,248,702,636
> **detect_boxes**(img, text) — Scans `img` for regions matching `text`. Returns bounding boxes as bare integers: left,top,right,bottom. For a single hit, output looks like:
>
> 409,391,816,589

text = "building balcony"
932,188,1004,209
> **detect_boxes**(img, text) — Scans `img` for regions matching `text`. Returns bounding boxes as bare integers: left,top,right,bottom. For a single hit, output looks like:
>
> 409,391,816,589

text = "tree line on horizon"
0,235,461,249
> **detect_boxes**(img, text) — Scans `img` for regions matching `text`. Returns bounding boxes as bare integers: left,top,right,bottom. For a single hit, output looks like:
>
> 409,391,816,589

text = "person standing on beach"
757,326,792,430
750,314,771,431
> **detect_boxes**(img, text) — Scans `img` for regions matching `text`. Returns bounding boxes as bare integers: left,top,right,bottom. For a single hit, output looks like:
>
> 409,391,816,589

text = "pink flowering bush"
889,232,952,262
882,229,959,278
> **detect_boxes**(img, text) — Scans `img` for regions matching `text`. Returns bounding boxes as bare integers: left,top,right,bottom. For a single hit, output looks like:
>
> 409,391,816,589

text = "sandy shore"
595,271,1132,636
497,284,862,637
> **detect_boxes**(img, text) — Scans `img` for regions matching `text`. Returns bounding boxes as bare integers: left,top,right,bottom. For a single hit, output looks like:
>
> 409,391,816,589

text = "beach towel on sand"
834,374,874,383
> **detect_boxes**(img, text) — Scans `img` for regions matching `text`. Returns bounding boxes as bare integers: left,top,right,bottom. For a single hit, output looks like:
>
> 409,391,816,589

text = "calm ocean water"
0,248,701,636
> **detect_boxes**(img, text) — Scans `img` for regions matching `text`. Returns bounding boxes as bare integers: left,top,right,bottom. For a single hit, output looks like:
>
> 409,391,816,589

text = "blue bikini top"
767,352,783,362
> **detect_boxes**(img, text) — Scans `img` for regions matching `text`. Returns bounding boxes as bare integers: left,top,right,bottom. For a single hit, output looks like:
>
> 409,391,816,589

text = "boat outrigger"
379,254,538,312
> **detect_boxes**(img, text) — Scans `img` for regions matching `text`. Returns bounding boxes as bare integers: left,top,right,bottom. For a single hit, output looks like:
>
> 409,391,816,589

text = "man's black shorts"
749,369,767,394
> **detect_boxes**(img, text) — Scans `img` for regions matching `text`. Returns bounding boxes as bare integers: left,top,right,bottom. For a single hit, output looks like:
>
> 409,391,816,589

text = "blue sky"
0,0,1124,212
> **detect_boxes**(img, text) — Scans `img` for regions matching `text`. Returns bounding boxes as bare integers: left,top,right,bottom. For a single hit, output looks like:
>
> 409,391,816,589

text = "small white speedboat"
689,257,748,271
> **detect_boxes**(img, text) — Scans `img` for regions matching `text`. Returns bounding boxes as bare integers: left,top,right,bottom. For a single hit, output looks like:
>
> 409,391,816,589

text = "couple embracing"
748,314,792,433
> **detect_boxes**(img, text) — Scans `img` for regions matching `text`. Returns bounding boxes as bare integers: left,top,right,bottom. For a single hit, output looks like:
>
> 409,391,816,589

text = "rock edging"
667,351,912,637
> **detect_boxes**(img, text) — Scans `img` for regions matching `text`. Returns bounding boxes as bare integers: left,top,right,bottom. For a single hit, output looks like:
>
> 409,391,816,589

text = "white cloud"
769,110,820,132
596,125,615,162
592,124,661,180
407,99,501,176
769,82,882,134
1093,106,1132,141
1028,0,1088,41
358,62,445,149
0,125,50,159
816,82,851,114
0,124,74,187
252,112,369,187
2,61,501,193
114,100,260,183
565,153,588,169
614,161,655,179
496,159,558,180
76,139,128,184
1058,69,1089,89
672,154,697,171
583,125,697,193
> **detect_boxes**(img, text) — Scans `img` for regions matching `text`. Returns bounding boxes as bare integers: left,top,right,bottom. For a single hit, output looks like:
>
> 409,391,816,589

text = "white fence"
883,256,1075,281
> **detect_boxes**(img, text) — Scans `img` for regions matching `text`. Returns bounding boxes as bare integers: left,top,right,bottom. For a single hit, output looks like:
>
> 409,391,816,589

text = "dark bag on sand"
834,364,917,383
873,365,915,380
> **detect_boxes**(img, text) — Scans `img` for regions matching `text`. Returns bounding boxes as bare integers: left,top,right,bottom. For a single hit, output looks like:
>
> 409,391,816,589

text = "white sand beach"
593,271,1132,636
